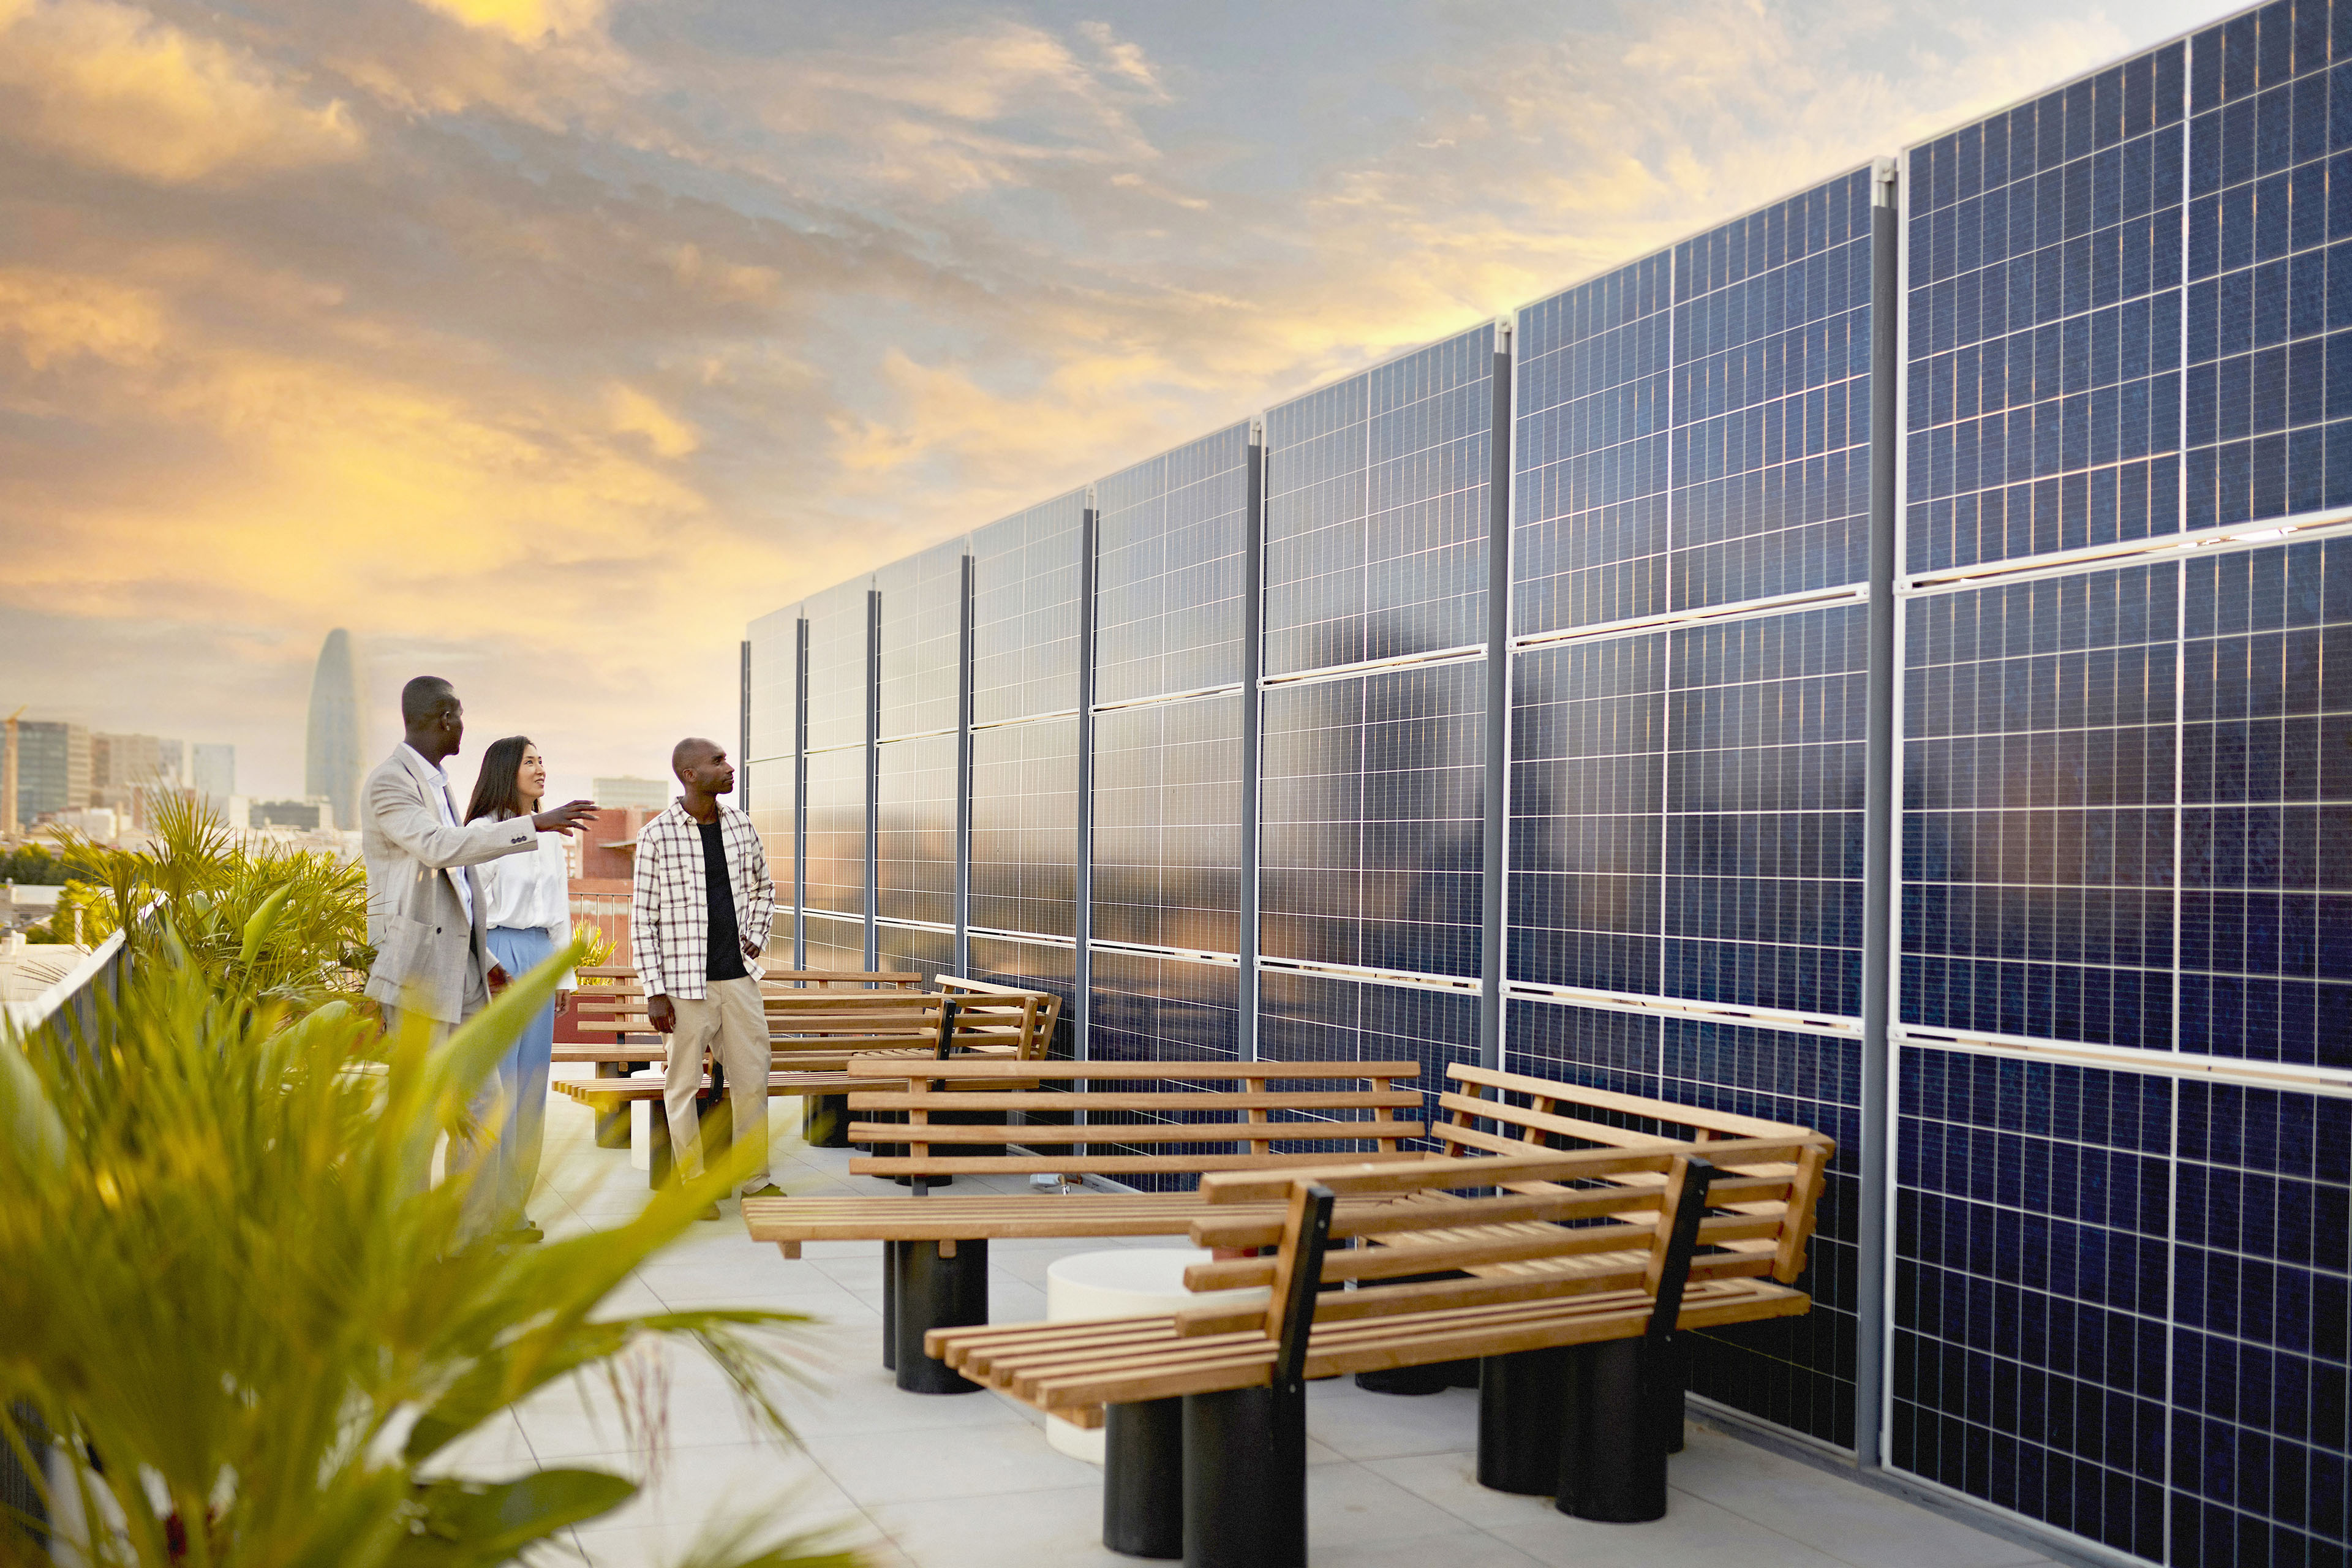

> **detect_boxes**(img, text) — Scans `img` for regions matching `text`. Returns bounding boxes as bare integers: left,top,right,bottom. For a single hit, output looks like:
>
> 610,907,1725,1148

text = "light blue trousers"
472,925,557,1229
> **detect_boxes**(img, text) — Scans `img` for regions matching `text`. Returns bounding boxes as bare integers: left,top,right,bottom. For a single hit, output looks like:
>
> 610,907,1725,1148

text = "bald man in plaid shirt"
631,737,778,1217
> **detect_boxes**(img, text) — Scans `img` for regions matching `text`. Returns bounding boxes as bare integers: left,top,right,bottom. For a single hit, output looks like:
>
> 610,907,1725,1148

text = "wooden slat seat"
742,1056,1427,1393
925,1136,1833,1561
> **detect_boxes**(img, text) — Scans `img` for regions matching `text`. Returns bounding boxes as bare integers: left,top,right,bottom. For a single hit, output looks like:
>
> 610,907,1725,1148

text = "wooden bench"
558,966,924,1142
743,1057,1427,1392
930,1134,1831,1561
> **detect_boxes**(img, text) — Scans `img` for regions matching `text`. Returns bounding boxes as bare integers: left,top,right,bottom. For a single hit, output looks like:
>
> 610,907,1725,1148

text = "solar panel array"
743,10,2352,1562
1893,14,2352,1561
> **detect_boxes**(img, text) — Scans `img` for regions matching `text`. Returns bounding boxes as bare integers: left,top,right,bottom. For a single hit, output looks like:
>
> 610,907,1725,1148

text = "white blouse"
475,823,575,990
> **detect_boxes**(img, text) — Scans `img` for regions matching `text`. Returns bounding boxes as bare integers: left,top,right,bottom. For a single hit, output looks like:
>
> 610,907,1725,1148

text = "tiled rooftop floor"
486,1085,2075,1568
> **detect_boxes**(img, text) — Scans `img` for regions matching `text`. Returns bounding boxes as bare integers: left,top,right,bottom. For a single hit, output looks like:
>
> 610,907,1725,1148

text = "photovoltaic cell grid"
877,536,967,741
1903,539,2352,1067
1895,1049,2173,1561
1257,970,1480,1152
970,716,1078,940
1905,43,2188,573
875,921,955,987
1510,602,1869,1019
803,578,871,754
1506,998,1861,1448
2170,1076,2351,1564
1904,562,2182,1051
972,491,1086,725
802,745,867,921
1095,422,1251,705
746,604,798,765
1092,693,1242,954
2186,1,2352,529
1895,1047,2352,1565
801,911,866,974
1671,167,1877,610
746,767,796,899
1513,169,1875,637
1084,954,1245,1194
1259,659,1486,979
875,733,956,928
967,935,1077,1060
2179,538,2352,1066
1262,328,1493,678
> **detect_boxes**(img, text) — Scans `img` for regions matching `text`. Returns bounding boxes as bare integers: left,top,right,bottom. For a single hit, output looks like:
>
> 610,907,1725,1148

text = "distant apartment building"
251,797,333,831
14,721,90,824
191,743,235,803
592,776,671,810
91,732,187,813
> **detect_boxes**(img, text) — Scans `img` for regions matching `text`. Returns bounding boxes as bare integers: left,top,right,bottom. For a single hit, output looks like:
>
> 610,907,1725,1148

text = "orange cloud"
0,0,361,184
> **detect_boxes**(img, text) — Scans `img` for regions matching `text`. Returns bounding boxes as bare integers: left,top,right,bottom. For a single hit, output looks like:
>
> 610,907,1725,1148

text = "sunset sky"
0,0,2221,805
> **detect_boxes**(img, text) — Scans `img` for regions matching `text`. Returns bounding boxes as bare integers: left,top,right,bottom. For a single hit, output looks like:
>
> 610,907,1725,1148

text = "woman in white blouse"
464,734,576,1241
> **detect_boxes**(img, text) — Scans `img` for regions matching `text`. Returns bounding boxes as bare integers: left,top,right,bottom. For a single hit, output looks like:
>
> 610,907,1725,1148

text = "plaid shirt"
630,800,775,1001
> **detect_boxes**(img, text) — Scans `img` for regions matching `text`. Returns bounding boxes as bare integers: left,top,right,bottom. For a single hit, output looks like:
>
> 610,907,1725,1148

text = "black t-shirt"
700,820,747,981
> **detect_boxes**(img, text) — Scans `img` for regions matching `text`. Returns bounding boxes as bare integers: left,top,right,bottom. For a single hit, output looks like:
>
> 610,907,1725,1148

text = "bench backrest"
842,1058,1427,1180
1180,1136,1834,1352
935,976,1063,1063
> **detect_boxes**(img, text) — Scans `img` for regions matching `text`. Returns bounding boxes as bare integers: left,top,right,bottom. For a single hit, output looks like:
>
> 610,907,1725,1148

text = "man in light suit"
363,675,595,1234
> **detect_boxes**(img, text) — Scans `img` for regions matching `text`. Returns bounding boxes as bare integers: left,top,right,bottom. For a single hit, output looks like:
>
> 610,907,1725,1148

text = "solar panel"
800,910,867,974
1507,997,1862,1447
802,745,867,922
972,492,1087,725
875,733,956,928
803,578,871,753
1905,43,2187,571
745,603,799,767
1262,327,1494,677
875,921,955,987
1893,1046,2173,1561
970,716,1078,940
1095,423,1252,705
876,537,968,741
1259,658,1487,979
2184,4,2352,529
1512,601,1868,1018
1090,951,1242,1064
1513,168,1876,637
1258,970,1480,1147
1091,692,1243,954
1902,559,2182,1052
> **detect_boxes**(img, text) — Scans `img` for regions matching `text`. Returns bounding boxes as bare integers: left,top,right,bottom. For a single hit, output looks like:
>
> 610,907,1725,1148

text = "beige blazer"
361,745,538,1023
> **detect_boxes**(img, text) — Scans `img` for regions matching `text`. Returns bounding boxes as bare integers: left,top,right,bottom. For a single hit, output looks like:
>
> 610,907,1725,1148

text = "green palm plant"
0,933,856,1568
51,794,369,1005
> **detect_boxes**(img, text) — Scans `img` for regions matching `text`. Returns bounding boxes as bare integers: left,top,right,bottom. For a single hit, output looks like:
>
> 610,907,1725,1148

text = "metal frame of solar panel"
1896,10,2352,1562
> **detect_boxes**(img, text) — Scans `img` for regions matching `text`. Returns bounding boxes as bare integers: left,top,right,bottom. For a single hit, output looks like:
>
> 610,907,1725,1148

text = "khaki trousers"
662,977,771,1193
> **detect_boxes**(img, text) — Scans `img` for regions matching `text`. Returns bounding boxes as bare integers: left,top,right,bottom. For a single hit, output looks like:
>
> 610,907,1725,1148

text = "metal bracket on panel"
1890,1025,2352,1099
1257,955,1482,997
1902,509,2352,597
1501,980,1866,1041
1871,156,1898,206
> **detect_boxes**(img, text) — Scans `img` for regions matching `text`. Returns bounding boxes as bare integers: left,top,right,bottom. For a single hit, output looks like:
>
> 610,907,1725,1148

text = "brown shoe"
742,1184,784,1199
697,1203,722,1221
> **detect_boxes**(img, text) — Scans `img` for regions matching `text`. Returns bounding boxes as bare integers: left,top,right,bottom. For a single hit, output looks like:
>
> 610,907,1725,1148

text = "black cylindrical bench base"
1183,1385,1306,1568
1478,1348,1571,1494
889,1239,989,1393
1557,1338,1671,1523
803,1094,852,1148
1103,1399,1184,1558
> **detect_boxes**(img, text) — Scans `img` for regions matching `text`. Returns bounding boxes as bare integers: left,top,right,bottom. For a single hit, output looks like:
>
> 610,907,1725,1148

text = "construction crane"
3,705,20,839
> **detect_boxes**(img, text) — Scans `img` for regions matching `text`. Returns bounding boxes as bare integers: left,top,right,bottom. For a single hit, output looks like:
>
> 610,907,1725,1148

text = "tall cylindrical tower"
304,630,363,832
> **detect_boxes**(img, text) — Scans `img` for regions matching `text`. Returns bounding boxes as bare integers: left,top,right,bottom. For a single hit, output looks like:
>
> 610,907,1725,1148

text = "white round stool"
1041,1249,1268,1463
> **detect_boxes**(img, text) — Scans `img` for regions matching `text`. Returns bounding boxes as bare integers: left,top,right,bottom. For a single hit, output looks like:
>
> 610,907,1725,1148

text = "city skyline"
1,0,2225,801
